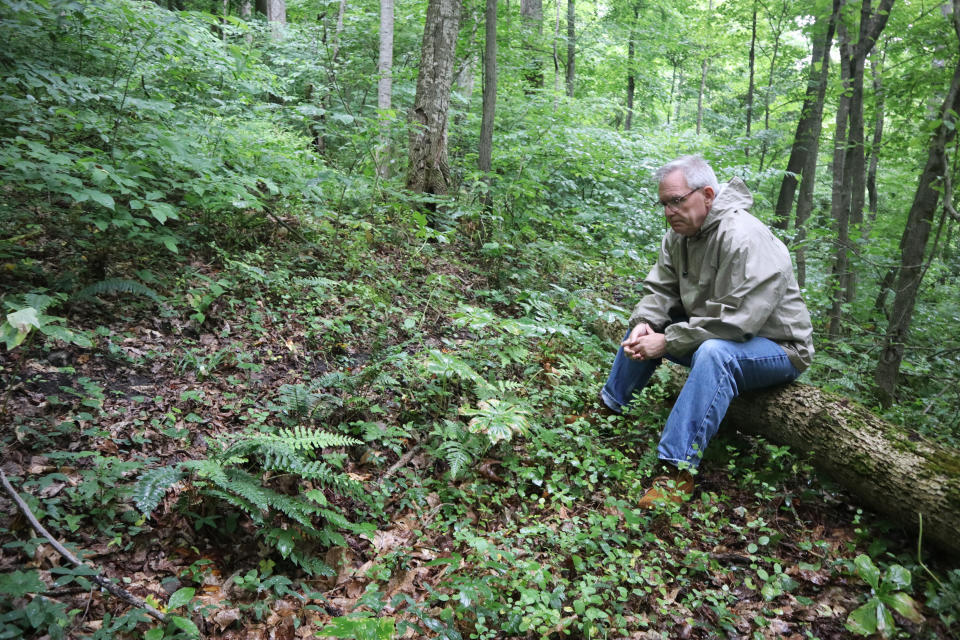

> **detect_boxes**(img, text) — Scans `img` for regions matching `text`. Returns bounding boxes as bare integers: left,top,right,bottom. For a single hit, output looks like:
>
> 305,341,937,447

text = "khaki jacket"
628,178,814,371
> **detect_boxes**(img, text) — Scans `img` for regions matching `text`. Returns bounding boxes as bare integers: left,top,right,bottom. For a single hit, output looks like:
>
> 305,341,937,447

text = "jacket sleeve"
664,233,788,356
628,237,684,332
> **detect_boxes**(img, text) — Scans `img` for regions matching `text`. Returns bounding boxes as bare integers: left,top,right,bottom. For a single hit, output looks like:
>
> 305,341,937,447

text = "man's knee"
691,339,735,365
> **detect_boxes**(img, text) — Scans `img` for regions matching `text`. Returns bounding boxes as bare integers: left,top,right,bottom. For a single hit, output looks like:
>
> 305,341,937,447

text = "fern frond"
74,278,161,302
204,488,266,525
439,439,471,479
250,427,360,452
276,384,320,418
132,465,183,515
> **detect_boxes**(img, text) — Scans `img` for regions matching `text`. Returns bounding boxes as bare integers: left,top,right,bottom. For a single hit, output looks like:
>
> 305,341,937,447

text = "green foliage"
73,278,162,303
133,425,368,575
846,554,924,637
0,569,73,640
317,615,396,640
1,293,92,350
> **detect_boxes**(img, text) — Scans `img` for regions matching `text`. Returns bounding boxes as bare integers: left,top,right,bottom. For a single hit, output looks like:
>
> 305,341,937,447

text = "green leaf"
882,564,911,591
854,554,881,590
846,600,879,635
0,570,47,597
7,307,41,332
41,324,93,348
317,615,395,639
882,591,924,624
148,202,178,224
144,628,164,640
169,615,200,637
88,189,115,210
167,587,195,610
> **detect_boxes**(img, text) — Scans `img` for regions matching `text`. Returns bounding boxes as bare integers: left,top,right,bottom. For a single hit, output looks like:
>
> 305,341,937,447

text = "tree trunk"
553,0,561,108
256,0,286,36
866,44,886,233
520,0,543,89
721,381,960,558
745,4,756,159
875,8,960,406
773,0,838,231
376,0,395,179
827,21,853,340
478,0,497,209
696,57,708,135
625,3,640,131
828,0,895,338
406,0,462,198
565,0,575,97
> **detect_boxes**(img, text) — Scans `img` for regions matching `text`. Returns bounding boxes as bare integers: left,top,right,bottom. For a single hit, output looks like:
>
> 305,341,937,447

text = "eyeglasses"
657,187,701,211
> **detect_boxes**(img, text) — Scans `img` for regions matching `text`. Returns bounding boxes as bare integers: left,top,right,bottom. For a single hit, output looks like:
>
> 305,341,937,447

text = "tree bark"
376,0,395,178
553,0,561,108
520,0,543,89
625,2,640,131
406,0,462,198
772,0,838,232
565,0,575,97
865,44,886,233
721,381,960,558
478,0,497,209
256,0,286,36
745,3,757,159
875,4,960,406
828,0,895,338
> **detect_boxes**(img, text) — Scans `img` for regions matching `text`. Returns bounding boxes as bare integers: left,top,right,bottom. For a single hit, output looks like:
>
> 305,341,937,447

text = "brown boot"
637,468,694,509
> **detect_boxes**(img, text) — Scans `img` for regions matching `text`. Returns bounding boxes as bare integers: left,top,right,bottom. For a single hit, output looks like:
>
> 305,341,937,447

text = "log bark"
719,381,960,557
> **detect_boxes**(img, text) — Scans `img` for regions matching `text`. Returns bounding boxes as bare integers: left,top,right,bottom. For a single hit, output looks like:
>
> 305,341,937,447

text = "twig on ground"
0,469,168,623
379,444,423,485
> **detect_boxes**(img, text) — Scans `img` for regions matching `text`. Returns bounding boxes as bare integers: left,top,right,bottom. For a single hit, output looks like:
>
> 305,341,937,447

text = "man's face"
658,170,714,237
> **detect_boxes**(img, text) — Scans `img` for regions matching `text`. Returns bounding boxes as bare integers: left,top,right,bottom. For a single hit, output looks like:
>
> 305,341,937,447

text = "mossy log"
711,378,960,556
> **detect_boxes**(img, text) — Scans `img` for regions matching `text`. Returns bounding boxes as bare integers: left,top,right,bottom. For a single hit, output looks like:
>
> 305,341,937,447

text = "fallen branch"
379,444,423,485
0,469,168,623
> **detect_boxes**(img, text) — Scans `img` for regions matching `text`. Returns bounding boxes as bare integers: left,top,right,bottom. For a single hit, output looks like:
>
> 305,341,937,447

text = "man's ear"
701,186,715,207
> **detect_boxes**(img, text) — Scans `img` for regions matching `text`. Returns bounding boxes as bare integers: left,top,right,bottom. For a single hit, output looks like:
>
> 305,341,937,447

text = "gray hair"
654,155,720,193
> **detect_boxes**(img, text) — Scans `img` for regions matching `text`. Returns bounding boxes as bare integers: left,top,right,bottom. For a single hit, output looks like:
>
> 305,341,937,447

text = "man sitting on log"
599,155,815,508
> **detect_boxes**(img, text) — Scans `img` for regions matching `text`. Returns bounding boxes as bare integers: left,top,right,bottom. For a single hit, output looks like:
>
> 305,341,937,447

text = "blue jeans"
601,335,800,468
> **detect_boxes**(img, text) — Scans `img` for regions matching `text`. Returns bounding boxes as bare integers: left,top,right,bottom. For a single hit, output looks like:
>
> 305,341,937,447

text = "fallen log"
714,379,960,557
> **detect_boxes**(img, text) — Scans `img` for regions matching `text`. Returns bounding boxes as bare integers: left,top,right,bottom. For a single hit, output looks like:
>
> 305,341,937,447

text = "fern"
439,439,471,479
74,278,161,302
132,465,183,515
130,426,370,576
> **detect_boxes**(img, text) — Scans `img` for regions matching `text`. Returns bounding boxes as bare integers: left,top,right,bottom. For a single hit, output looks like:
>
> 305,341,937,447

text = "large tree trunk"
719,381,960,557
376,0,395,178
478,0,497,209
875,8,960,406
772,0,838,231
406,0,462,197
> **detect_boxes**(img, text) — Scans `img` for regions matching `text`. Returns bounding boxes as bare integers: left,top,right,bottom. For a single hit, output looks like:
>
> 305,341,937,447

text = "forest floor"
1,216,956,640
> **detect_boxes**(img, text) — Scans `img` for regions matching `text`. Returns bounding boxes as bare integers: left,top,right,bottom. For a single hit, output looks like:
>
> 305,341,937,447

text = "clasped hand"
622,322,667,361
